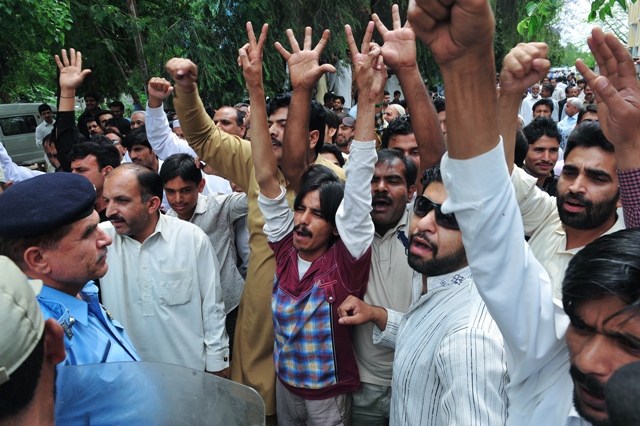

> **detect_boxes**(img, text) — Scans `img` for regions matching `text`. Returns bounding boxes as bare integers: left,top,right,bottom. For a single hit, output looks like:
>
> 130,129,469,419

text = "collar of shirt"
194,193,208,216
377,206,411,240
426,265,473,291
121,213,170,246
38,282,92,327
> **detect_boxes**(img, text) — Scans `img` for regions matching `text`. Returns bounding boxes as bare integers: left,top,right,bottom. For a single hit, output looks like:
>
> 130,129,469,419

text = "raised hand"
148,77,174,100
577,27,640,157
238,22,268,92
55,48,91,92
407,0,495,67
165,58,198,93
274,27,336,90
500,43,550,95
345,22,387,104
372,4,417,71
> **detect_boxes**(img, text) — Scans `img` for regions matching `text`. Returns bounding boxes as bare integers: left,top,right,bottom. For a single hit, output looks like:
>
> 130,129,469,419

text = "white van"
0,103,57,166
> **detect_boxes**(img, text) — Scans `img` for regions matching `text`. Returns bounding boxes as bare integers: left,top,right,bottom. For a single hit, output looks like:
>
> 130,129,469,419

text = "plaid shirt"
270,232,371,400
618,168,640,228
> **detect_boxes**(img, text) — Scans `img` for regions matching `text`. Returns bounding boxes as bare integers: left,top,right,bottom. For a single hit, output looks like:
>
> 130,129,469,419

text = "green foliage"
517,0,561,40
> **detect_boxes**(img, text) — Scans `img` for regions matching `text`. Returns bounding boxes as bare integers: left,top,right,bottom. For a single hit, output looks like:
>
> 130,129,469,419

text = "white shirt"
0,140,44,183
167,192,248,313
145,103,232,195
440,141,589,426
552,87,566,102
519,95,541,126
35,119,55,148
99,214,229,372
511,166,625,300
373,268,508,426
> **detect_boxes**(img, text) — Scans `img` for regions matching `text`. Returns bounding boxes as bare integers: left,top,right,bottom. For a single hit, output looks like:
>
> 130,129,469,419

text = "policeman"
0,173,139,364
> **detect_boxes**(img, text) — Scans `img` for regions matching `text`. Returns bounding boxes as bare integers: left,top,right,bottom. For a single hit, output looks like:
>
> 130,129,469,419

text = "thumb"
79,69,92,79
592,76,623,108
320,64,336,74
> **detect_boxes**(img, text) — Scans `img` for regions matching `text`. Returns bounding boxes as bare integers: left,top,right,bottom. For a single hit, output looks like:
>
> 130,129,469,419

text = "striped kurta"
374,268,509,425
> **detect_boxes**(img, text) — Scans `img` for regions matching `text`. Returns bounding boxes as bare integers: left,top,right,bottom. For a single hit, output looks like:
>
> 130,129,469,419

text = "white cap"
0,256,44,385
173,119,180,129
388,104,406,115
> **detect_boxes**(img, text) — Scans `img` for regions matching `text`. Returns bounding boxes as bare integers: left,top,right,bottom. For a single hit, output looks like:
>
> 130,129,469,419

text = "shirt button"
142,265,147,269
328,296,333,301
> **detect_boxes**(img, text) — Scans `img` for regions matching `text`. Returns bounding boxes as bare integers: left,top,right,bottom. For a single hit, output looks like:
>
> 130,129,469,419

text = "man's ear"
407,184,417,203
43,318,66,365
147,196,162,214
198,178,206,193
23,247,52,275
101,165,114,178
333,226,339,237
309,130,320,152
328,127,337,139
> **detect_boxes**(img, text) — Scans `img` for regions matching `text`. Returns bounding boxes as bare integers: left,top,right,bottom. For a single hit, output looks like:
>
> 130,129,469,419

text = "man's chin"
573,386,610,426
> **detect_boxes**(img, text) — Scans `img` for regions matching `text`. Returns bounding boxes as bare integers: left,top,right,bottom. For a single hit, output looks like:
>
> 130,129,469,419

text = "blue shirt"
38,282,140,365
557,114,577,150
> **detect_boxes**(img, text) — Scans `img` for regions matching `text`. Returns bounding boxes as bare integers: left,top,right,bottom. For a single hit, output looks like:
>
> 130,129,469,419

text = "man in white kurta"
99,164,229,373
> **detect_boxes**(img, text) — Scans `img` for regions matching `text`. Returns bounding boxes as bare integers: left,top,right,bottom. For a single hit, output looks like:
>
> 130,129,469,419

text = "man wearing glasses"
338,163,508,425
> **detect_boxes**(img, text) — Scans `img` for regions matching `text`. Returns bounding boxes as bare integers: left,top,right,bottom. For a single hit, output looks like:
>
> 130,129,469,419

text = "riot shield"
55,361,265,425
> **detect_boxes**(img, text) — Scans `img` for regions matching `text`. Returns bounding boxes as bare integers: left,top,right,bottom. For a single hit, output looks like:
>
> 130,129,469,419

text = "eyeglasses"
413,195,459,229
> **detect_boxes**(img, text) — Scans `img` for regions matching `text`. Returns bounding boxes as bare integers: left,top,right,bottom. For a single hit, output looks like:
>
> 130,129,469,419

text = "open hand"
346,22,387,104
238,22,268,92
372,4,417,71
55,48,91,92
274,27,336,90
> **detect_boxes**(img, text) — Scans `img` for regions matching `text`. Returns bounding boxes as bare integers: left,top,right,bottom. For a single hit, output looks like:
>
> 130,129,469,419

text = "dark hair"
577,104,598,124
0,333,45,421
0,223,74,269
564,121,614,160
320,144,345,167
38,104,52,114
325,108,339,129
118,163,164,203
542,84,554,94
109,101,125,110
394,90,401,96
334,95,345,104
84,91,101,102
514,129,528,168
381,114,413,149
69,142,121,170
377,149,418,189
324,92,335,104
266,92,291,117
420,163,443,188
563,228,640,325
564,86,572,95
577,78,586,85
121,125,152,151
384,90,389,96
310,100,326,153
235,109,246,126
104,129,124,141
294,165,344,228
105,117,131,137
532,98,554,113
96,109,114,123
523,116,561,146
160,153,202,185
205,106,216,119
433,97,445,113
86,116,98,124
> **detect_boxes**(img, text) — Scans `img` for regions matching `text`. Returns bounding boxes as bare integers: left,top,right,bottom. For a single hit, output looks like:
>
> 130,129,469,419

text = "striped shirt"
374,268,508,425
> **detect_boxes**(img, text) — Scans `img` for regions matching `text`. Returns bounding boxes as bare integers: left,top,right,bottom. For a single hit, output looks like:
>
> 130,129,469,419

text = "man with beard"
500,64,624,301
336,113,355,154
422,9,640,421
0,173,140,365
338,163,508,425
98,163,229,375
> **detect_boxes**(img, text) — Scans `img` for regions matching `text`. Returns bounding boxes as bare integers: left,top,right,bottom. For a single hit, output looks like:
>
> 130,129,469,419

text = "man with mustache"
338,162,508,425
500,56,625,301
522,116,562,196
0,173,140,365
98,163,229,375
412,2,640,419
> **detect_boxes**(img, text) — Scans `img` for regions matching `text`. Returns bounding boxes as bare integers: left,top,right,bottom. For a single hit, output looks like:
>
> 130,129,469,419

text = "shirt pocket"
157,268,194,306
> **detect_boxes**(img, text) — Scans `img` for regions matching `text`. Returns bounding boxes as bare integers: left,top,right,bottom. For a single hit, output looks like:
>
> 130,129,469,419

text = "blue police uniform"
38,281,140,365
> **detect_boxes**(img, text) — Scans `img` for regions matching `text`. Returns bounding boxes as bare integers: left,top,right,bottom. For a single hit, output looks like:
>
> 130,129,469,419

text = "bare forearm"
498,93,523,173
282,89,313,192
249,86,280,197
59,89,76,112
441,56,499,159
397,66,445,169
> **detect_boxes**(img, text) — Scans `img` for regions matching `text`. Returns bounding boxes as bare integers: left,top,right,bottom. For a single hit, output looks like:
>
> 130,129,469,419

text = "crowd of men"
2,0,640,425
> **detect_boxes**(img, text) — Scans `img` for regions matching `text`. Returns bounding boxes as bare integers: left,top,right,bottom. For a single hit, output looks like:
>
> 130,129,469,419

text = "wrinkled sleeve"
372,308,403,350
617,168,640,229
145,104,198,160
0,141,44,182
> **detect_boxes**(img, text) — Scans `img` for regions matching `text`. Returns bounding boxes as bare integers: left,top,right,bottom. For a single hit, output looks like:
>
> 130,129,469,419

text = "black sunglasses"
413,195,459,229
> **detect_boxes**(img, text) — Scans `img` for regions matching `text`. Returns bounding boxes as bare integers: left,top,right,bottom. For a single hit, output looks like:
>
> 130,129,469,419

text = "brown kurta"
173,87,345,414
